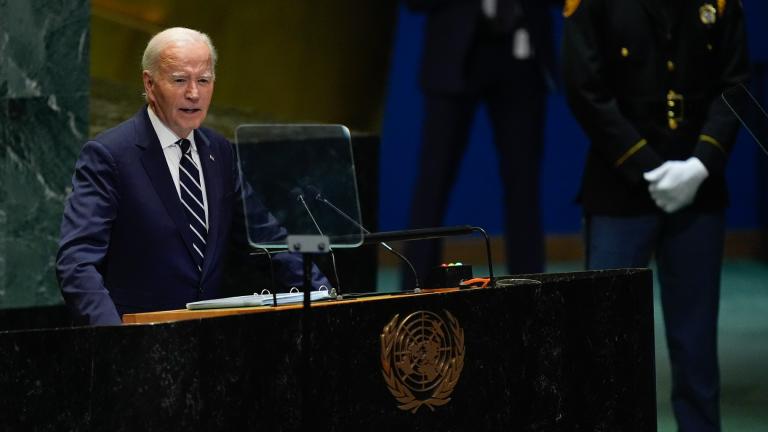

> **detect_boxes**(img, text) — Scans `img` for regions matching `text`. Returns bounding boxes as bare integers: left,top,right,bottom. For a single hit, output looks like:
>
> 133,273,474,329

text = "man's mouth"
180,108,201,114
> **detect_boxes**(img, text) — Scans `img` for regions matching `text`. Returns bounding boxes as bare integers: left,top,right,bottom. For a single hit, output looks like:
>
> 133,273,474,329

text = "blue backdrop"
379,1,768,235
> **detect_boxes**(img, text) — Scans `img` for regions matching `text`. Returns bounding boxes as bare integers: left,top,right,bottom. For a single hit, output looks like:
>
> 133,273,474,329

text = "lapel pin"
209,154,215,162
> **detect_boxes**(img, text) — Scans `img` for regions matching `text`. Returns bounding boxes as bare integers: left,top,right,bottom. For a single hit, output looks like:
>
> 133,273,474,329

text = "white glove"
643,157,709,213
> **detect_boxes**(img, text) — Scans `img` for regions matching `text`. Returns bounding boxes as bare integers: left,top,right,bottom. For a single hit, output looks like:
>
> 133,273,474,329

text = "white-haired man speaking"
56,27,328,325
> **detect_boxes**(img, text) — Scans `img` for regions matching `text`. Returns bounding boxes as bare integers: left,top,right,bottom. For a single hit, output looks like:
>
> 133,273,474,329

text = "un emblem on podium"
380,310,465,413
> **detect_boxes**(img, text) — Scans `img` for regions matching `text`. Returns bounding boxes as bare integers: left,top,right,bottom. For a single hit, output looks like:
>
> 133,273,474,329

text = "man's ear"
142,70,153,95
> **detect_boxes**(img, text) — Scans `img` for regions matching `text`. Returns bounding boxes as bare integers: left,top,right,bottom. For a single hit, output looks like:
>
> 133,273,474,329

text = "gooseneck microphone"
291,187,343,294
305,186,422,290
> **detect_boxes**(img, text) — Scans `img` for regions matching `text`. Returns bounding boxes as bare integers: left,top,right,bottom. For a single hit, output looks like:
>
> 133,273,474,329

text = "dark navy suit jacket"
57,107,327,325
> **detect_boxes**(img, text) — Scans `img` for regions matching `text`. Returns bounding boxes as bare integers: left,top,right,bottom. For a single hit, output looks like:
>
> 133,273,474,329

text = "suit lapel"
195,129,222,279
136,107,199,265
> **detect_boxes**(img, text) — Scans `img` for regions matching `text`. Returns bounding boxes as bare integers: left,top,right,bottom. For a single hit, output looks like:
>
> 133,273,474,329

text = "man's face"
143,40,214,138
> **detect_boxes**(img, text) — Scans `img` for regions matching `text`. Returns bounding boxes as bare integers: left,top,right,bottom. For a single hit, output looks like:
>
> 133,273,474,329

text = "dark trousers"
586,211,725,432
403,54,547,288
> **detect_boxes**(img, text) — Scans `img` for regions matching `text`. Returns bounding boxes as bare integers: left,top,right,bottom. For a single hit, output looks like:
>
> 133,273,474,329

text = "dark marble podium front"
0,269,656,431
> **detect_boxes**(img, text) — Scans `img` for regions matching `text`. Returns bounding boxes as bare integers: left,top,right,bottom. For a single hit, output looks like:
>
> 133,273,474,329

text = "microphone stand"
296,193,343,295
312,192,421,290
336,225,496,289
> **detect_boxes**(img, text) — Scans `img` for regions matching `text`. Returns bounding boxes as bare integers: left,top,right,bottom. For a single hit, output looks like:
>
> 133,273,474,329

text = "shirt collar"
147,105,195,150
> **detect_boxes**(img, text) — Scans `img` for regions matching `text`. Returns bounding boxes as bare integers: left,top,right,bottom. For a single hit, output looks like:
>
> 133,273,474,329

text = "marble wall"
0,1,89,308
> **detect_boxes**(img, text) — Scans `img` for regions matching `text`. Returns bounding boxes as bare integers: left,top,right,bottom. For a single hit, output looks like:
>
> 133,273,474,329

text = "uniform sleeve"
562,0,664,184
692,0,750,176
56,141,122,326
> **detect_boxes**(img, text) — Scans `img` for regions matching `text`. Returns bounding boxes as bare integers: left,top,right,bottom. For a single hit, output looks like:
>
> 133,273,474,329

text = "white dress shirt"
147,106,209,226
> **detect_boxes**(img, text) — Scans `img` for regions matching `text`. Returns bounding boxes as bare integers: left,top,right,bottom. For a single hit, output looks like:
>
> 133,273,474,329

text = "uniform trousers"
586,210,724,432
403,46,547,288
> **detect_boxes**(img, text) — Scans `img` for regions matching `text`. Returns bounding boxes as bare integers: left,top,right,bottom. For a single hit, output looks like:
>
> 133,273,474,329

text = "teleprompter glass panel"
234,124,363,249
722,84,768,156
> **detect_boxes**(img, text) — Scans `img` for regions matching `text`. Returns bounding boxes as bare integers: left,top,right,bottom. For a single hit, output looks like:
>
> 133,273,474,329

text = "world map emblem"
380,310,465,413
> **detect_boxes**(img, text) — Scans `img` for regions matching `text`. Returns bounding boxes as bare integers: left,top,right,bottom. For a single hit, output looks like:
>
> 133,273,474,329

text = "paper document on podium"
186,290,333,310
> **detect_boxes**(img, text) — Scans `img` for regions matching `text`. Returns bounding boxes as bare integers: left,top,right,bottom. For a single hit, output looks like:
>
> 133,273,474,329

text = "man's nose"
186,82,199,100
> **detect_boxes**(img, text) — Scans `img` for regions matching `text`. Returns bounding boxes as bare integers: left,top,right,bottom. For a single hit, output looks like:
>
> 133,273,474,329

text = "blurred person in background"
403,0,561,288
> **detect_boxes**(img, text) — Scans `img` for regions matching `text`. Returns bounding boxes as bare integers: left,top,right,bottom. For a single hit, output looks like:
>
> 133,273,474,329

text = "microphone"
291,187,343,294
304,185,324,201
307,185,422,291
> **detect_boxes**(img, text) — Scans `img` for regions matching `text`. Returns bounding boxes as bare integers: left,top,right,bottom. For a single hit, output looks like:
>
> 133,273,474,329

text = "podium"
0,269,656,431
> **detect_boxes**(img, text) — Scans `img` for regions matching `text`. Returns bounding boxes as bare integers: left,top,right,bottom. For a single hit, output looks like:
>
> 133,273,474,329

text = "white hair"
142,27,217,77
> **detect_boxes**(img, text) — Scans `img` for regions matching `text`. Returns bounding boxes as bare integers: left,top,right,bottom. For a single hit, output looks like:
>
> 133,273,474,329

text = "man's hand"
643,157,709,213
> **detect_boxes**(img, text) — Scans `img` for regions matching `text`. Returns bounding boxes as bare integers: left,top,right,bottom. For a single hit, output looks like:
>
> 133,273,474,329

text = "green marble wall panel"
0,0,89,308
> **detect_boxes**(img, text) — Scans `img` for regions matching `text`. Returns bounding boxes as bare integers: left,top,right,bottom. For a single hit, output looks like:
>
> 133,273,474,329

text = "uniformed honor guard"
402,0,560,289
562,1,749,431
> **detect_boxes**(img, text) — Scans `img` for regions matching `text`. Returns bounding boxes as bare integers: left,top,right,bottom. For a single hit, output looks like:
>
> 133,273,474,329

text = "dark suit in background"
57,107,327,325
403,0,558,286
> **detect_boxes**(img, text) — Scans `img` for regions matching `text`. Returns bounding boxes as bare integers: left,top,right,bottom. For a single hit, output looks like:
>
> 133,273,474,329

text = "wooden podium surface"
0,269,656,431
122,288,456,324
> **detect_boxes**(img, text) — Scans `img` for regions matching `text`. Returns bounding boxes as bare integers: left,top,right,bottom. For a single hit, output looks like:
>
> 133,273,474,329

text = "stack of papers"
186,290,333,310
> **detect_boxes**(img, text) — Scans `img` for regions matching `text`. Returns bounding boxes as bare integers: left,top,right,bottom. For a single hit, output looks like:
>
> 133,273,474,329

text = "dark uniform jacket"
406,0,560,94
563,0,749,214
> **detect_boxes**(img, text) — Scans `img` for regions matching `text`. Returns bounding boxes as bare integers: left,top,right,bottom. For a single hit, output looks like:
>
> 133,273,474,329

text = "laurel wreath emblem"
380,310,465,413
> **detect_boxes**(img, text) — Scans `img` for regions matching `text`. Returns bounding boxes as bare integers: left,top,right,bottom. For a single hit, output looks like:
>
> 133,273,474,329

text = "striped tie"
178,138,207,273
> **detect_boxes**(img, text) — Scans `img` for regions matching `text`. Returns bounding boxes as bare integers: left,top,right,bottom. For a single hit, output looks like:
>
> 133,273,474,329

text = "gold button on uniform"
666,90,683,130
667,60,675,71
621,47,629,57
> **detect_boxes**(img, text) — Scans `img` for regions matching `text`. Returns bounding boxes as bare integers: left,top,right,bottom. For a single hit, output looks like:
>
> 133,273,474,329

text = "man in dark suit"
563,1,749,430
56,27,328,326
403,0,559,287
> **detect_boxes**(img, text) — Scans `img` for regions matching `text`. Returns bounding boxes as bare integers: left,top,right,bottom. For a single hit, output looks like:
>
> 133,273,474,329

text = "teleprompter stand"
287,234,330,431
